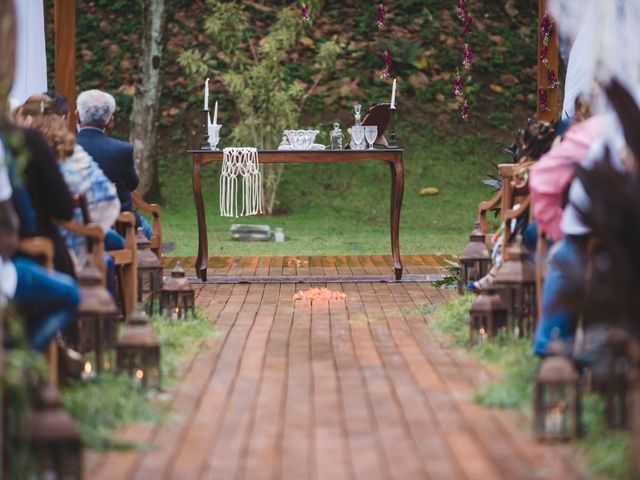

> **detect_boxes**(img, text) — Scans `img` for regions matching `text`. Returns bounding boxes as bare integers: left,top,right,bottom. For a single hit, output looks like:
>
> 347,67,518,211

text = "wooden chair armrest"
17,237,55,270
497,163,519,177
502,197,531,222
56,221,107,277
478,190,502,234
132,192,161,217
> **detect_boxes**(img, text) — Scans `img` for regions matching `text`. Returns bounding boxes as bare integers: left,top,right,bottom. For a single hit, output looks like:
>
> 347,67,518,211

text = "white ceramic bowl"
284,130,320,150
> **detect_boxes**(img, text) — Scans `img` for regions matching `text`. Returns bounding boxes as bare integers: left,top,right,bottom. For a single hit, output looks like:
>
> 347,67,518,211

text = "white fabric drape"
10,0,48,104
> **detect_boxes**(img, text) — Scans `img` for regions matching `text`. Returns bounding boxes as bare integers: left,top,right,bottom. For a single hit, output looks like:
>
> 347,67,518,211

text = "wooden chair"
132,192,162,258
109,212,138,321
16,237,58,387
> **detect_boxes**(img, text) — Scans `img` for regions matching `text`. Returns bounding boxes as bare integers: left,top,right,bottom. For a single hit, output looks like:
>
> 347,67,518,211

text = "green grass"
61,308,215,450
430,295,632,479
155,122,504,258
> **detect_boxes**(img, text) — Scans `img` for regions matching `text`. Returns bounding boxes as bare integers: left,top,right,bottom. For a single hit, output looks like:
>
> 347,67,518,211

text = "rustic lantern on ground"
136,228,163,315
160,262,195,320
116,310,161,388
493,235,537,337
534,340,581,441
469,288,508,345
28,382,83,479
75,257,119,375
458,222,492,293
603,328,630,430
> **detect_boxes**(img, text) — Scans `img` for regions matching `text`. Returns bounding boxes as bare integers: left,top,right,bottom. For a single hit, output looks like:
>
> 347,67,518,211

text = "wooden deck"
87,255,585,480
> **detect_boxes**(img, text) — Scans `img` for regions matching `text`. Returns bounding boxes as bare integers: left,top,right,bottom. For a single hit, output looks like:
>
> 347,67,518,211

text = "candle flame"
84,361,92,374
479,327,486,334
136,369,144,379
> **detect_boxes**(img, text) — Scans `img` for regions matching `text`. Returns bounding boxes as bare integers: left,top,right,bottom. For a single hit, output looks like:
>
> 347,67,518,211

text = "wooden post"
536,0,559,122
54,0,76,128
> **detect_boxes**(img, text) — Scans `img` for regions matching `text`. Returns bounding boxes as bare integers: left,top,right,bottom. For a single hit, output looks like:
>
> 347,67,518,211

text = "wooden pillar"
536,0,559,122
54,0,76,128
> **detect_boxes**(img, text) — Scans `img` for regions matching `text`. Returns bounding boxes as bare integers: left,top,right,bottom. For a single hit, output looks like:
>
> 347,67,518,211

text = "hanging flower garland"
301,3,310,22
381,50,393,80
377,4,385,30
537,13,558,111
453,0,473,120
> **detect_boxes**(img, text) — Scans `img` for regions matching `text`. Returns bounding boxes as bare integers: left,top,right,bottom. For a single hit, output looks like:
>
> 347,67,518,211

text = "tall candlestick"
390,78,397,110
204,78,210,111
213,100,218,126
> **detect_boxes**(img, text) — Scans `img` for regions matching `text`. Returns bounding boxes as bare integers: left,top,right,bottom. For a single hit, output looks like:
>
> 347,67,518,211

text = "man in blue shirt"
75,89,151,238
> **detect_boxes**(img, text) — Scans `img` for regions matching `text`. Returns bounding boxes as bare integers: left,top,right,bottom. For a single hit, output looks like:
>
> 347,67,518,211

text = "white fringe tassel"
219,147,262,217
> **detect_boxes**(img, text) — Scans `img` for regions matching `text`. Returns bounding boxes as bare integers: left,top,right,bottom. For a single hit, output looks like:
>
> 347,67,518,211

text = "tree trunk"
262,163,284,215
130,0,167,197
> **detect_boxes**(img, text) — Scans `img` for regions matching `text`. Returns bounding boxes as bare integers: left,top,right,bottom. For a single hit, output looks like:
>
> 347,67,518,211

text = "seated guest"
44,90,70,121
15,94,121,264
3,118,76,276
1,138,80,352
75,89,152,239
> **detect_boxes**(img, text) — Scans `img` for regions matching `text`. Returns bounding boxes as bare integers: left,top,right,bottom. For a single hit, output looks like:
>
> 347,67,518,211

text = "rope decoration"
219,147,263,217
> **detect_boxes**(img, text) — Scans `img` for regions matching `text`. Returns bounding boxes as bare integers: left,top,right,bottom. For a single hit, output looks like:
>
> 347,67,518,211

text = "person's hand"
0,200,19,258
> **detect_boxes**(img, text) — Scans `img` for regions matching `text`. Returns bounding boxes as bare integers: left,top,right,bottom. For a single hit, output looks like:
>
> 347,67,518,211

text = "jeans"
533,235,584,356
104,228,125,250
13,257,80,352
134,209,152,240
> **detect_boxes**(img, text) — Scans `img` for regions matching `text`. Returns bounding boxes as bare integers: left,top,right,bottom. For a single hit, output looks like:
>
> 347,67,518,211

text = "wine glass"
364,126,378,150
351,126,365,150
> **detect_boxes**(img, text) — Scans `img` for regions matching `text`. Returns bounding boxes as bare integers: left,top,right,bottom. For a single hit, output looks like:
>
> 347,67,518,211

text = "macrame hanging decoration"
219,147,263,217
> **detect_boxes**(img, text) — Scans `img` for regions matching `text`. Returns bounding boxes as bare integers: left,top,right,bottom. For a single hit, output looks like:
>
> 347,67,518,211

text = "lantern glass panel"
138,265,163,315
77,312,118,374
32,442,83,480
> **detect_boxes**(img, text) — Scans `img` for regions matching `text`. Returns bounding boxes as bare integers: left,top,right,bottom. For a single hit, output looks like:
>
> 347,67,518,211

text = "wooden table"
189,149,404,281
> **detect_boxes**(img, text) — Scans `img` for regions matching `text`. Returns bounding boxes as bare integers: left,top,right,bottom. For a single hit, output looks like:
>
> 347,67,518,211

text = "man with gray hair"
76,89,151,238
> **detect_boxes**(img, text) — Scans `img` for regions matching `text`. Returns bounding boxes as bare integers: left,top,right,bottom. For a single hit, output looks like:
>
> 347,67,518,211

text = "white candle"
204,78,210,111
213,100,218,126
390,78,397,109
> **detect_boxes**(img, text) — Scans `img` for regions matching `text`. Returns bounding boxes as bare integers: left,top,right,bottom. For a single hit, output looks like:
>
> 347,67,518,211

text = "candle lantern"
493,235,537,337
469,288,508,345
28,383,83,479
160,262,195,320
534,340,582,441
459,222,492,293
116,310,161,388
75,258,119,374
136,228,163,316
602,328,630,430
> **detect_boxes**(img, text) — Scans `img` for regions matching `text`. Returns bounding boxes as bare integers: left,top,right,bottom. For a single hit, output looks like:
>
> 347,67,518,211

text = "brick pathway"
86,255,585,480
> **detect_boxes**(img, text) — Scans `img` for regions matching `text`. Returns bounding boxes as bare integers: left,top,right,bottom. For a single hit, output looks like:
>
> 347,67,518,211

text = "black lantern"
160,262,195,320
469,288,508,345
533,341,581,441
75,259,119,375
116,310,161,388
28,383,83,479
493,235,537,337
136,228,163,315
459,222,492,293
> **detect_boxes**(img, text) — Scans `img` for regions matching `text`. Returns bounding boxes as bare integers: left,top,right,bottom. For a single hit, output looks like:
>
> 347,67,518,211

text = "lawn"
155,118,508,258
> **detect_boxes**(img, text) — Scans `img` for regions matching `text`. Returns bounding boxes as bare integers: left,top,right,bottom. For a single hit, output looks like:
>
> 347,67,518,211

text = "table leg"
389,158,404,280
192,159,208,281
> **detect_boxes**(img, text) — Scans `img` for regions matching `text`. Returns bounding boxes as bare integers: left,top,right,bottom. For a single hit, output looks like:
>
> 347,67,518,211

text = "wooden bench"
110,212,138,321
132,192,162,258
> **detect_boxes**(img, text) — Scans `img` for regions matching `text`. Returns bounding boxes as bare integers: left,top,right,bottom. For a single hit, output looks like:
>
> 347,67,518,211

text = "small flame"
479,327,486,335
135,369,144,379
104,360,111,370
84,361,92,374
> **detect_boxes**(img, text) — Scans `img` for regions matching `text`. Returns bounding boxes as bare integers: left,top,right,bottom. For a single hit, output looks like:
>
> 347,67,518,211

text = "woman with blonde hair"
14,94,121,265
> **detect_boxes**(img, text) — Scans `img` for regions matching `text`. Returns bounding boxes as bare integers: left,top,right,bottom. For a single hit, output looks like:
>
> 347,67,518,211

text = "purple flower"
460,100,470,120
456,0,468,20
462,44,474,70
539,45,549,62
539,14,553,38
382,50,393,66
453,74,464,96
380,67,391,80
463,14,473,36
377,4,385,30
538,87,549,112
548,69,559,89
301,3,309,22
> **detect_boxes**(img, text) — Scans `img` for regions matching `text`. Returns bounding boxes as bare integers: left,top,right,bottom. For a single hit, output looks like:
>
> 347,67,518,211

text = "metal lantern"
459,222,492,293
160,262,195,320
116,310,161,388
75,258,119,375
603,328,630,430
28,383,83,480
469,288,508,345
493,235,537,337
534,341,581,441
136,228,163,315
